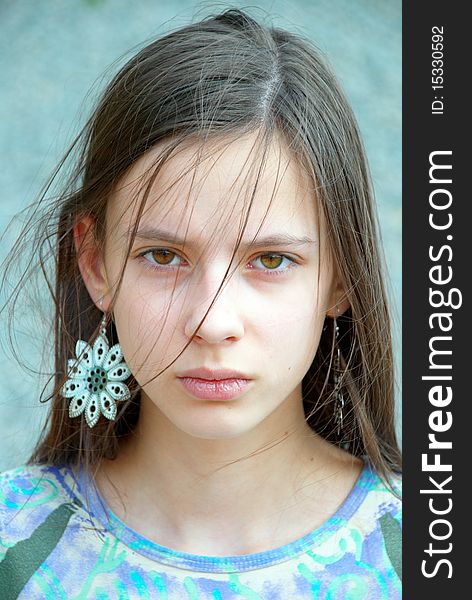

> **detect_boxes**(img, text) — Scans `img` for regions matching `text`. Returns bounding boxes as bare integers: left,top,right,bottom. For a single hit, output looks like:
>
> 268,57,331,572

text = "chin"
175,412,262,441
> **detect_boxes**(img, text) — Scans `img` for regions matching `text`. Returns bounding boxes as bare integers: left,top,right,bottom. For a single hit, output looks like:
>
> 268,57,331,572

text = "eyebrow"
131,226,317,248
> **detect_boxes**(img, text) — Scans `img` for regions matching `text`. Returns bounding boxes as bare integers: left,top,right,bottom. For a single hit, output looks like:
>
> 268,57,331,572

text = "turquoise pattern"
0,463,401,598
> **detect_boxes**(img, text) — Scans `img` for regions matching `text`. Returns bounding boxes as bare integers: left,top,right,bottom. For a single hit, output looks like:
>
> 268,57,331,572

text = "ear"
73,215,112,311
326,273,350,318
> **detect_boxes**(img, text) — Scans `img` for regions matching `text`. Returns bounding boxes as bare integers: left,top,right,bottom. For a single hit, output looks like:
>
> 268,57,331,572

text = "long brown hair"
1,9,401,484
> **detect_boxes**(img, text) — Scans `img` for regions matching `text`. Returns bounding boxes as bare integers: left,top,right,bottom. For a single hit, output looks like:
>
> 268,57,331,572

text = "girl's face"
88,134,345,440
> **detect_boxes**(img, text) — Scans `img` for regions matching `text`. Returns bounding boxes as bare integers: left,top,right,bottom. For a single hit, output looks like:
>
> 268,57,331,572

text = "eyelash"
137,248,298,276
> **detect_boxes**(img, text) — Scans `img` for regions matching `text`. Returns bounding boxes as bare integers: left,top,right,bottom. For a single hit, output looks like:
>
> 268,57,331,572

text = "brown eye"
151,249,176,265
259,254,284,269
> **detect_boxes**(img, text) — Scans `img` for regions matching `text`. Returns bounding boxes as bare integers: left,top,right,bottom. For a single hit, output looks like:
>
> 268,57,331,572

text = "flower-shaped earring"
60,314,131,428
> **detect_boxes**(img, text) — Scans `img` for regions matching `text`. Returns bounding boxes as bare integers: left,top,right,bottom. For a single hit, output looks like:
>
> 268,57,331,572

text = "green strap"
0,501,78,599
379,512,402,581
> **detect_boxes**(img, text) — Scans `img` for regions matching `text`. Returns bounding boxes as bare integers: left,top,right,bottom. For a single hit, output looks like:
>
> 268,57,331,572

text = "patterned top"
0,461,401,599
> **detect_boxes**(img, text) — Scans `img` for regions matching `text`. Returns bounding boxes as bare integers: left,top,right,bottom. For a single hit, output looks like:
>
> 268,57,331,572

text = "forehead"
109,133,320,243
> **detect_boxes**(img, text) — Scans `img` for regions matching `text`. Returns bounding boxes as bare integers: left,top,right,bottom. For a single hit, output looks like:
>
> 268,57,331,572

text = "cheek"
111,277,187,378
264,310,322,361
254,281,327,363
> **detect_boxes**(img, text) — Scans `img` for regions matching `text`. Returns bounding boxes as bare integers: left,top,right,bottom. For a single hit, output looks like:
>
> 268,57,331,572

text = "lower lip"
178,378,252,400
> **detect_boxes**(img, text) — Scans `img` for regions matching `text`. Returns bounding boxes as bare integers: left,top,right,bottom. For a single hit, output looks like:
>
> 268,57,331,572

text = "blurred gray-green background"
0,0,401,470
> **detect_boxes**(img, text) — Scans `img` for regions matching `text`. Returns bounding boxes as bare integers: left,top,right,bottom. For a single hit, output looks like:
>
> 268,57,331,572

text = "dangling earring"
333,315,345,438
60,311,131,428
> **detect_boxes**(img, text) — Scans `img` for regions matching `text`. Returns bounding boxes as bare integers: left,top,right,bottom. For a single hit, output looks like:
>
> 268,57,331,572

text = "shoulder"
359,464,402,520
0,463,95,598
350,464,402,559
338,464,402,580
367,465,402,498
0,462,76,502
0,463,83,542
345,463,402,548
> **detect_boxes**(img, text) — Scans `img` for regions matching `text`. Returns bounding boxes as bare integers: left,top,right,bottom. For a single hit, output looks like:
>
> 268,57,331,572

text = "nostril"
186,317,245,344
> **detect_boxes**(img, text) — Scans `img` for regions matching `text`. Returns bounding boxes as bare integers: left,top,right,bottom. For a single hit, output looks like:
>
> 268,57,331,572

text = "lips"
176,367,253,400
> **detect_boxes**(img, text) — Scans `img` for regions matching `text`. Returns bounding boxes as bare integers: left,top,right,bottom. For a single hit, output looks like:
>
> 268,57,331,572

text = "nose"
184,269,245,345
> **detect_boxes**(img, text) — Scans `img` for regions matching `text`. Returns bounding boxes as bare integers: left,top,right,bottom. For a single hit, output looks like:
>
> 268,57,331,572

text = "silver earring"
333,317,345,437
60,312,131,428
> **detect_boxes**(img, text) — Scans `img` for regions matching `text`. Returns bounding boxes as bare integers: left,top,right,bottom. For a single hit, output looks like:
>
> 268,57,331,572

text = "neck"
95,395,362,555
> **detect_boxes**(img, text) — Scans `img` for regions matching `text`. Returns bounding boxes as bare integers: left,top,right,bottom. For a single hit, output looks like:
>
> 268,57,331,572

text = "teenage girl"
0,9,401,599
